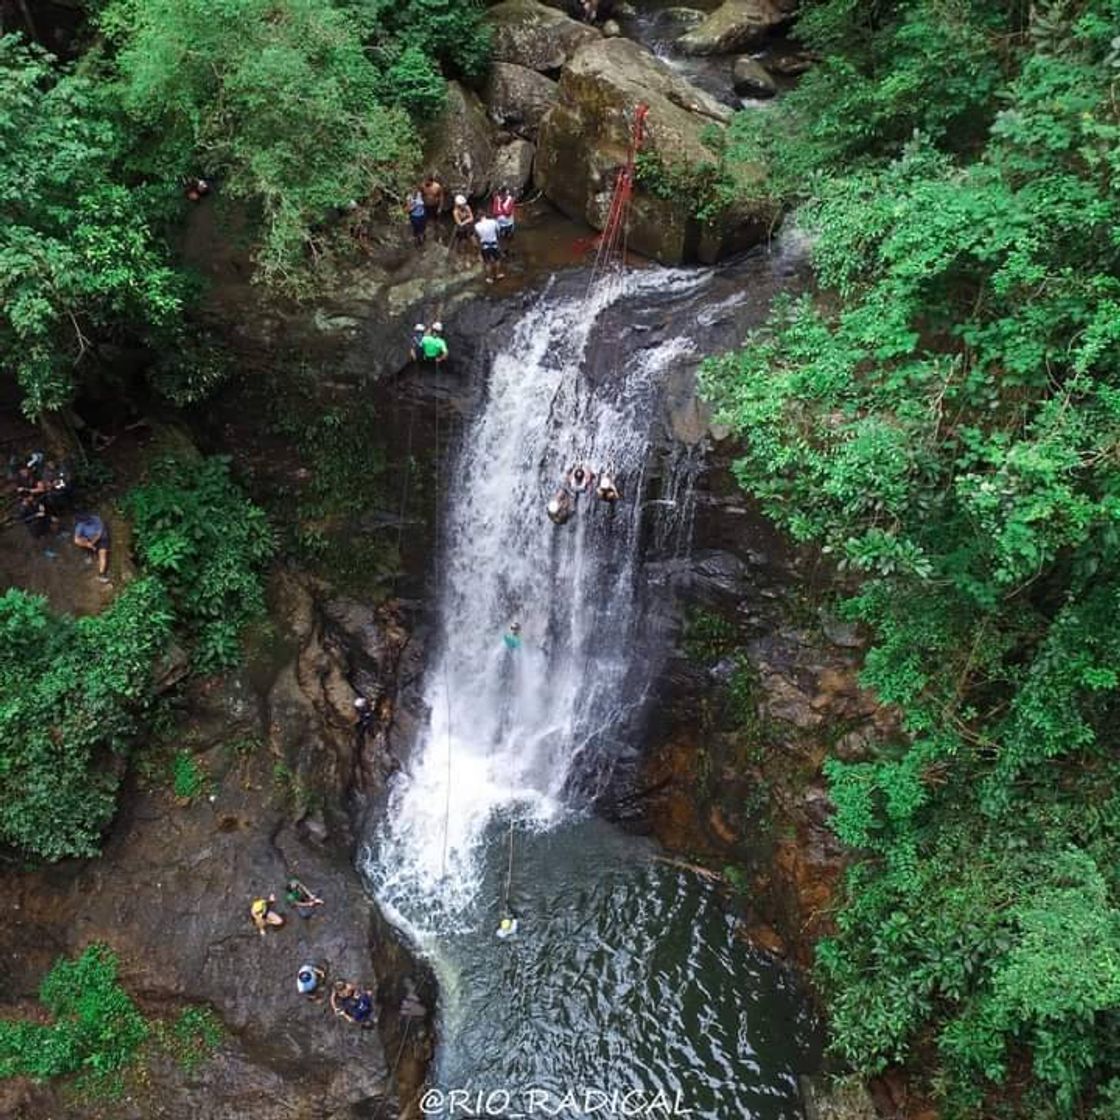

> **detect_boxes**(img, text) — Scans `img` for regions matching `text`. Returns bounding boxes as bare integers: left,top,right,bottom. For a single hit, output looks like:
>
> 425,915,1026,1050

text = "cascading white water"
368,269,710,930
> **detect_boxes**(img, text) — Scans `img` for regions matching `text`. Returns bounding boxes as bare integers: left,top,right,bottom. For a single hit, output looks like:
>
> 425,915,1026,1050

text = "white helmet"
455,194,467,206
432,321,443,332
414,323,425,331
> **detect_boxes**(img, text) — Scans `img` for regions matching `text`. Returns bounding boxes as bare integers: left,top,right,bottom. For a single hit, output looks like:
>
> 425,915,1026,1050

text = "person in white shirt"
474,214,504,283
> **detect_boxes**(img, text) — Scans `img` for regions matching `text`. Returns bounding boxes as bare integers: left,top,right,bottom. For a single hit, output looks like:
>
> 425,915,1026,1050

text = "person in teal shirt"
503,621,522,651
420,322,448,364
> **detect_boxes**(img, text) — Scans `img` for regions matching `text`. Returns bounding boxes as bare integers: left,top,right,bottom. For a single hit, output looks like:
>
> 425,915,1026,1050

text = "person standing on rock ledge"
405,188,427,247
474,212,504,283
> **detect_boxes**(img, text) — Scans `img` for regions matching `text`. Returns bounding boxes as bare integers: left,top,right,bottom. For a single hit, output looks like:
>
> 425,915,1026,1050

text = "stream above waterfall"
362,238,821,1119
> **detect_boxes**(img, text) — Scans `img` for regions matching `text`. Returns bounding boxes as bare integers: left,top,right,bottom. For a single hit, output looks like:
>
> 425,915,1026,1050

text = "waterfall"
368,268,711,930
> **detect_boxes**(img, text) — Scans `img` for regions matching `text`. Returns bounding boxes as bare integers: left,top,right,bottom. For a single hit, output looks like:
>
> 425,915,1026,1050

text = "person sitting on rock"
297,963,325,1000
250,894,284,936
419,322,449,365
73,513,111,582
285,878,324,918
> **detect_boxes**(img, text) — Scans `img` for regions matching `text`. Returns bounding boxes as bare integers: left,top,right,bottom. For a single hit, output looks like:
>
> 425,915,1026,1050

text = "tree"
704,1,1120,1113
0,34,186,417
98,0,419,287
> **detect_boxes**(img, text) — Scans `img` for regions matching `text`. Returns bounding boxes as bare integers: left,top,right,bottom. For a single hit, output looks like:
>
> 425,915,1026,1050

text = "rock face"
492,138,537,195
535,37,773,263
483,61,558,140
677,0,797,55
422,81,497,200
732,55,778,97
0,572,434,1119
485,0,599,72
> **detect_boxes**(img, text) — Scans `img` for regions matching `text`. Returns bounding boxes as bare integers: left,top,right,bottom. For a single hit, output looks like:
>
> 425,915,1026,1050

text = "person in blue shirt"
503,621,522,651
73,513,111,582
405,189,427,246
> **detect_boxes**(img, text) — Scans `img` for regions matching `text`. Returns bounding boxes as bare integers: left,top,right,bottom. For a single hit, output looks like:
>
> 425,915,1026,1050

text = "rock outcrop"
492,138,537,195
485,0,599,72
535,36,774,263
732,55,778,98
483,61,559,140
422,81,497,200
676,0,797,55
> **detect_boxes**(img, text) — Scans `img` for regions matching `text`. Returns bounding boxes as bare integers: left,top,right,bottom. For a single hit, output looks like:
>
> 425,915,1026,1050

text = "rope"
432,390,455,881
375,1014,414,1120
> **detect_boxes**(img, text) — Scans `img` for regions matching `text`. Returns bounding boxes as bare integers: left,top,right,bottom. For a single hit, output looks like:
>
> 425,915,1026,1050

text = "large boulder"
676,0,797,55
422,81,497,200
732,55,778,97
483,61,558,140
485,0,599,72
535,37,775,263
491,138,537,196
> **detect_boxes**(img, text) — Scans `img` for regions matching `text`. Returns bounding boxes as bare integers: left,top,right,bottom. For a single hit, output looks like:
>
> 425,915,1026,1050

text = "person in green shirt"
419,322,449,364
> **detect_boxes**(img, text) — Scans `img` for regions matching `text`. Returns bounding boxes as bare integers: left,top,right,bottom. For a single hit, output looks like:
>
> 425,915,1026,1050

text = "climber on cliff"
503,621,522,651
419,322,449,365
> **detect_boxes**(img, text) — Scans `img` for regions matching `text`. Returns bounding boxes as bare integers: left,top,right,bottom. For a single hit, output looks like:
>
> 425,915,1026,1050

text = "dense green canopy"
705,1,1120,1114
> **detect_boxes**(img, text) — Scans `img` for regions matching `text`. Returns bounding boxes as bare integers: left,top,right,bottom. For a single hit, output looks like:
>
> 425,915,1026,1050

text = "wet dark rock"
732,55,778,97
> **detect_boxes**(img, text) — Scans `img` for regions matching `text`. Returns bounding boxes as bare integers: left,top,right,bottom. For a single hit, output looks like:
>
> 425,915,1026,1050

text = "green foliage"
125,456,275,672
343,0,492,89
99,0,418,288
0,945,149,1090
171,750,206,800
0,35,186,417
681,607,738,664
167,1006,223,1073
704,0,1120,1112
0,580,173,860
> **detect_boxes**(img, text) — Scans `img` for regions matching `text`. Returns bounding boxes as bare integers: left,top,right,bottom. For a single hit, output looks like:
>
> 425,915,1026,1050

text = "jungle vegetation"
704,1,1120,1115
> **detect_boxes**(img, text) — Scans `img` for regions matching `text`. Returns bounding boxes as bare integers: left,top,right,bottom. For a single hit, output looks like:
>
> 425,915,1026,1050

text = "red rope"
589,103,649,287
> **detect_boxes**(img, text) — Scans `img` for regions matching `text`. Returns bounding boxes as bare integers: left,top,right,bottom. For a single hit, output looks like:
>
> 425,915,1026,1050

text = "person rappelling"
547,488,574,525
496,913,519,940
567,464,596,494
596,470,621,503
503,621,522,651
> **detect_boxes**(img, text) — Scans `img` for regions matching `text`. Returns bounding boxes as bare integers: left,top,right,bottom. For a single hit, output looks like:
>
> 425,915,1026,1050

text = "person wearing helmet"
420,322,449,365
503,621,522,651
547,488,574,526
452,194,475,255
491,186,516,242
409,322,427,361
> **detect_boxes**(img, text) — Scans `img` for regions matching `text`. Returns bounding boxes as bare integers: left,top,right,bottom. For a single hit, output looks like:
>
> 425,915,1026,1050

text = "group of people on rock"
547,464,621,525
7,450,111,582
250,880,379,1028
406,175,517,284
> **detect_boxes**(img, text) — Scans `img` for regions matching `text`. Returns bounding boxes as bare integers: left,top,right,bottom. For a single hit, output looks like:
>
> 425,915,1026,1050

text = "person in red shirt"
491,186,516,242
